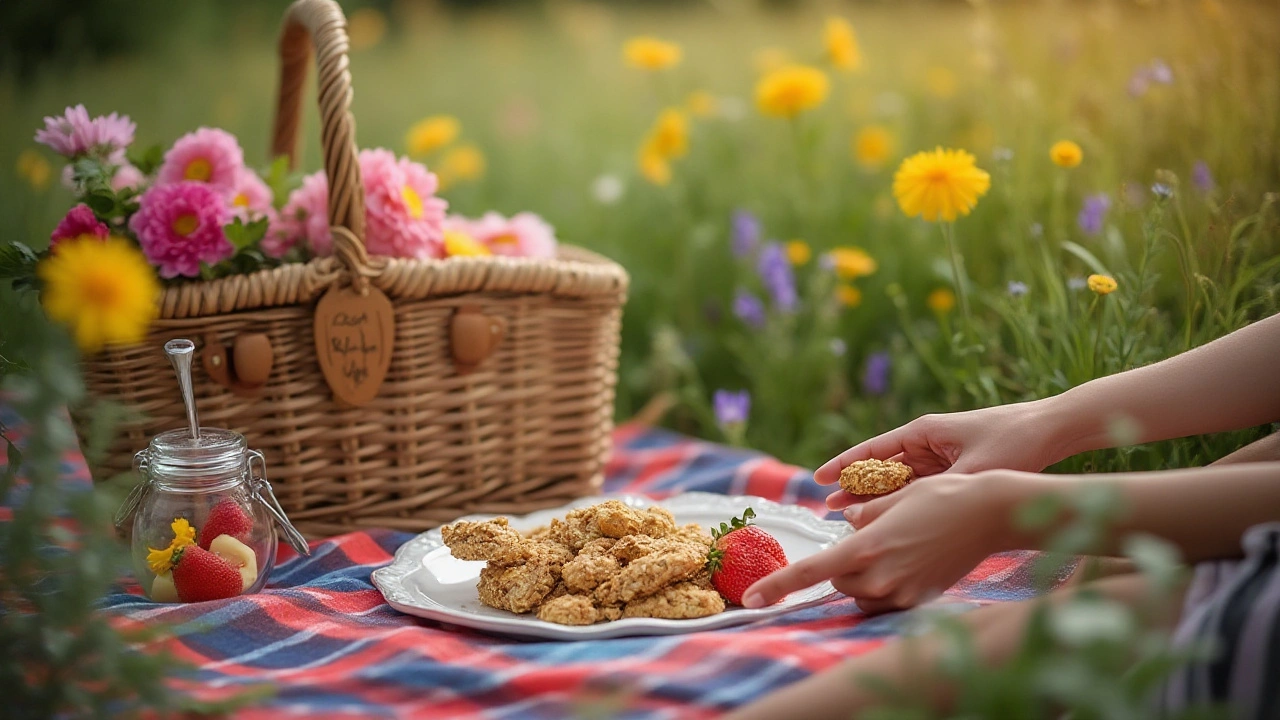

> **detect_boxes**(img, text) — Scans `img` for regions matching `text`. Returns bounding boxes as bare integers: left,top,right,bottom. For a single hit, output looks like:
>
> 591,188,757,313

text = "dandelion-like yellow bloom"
852,125,895,170
927,288,957,314
438,144,486,189
146,518,196,575
1050,140,1083,168
1087,274,1118,295
754,47,791,75
892,147,991,222
686,91,718,119
638,148,672,186
824,17,862,73
786,240,812,266
837,284,862,307
406,115,460,157
444,230,492,258
38,236,159,353
624,36,682,71
756,65,830,119
925,66,958,98
645,109,690,160
829,247,878,279
17,149,53,190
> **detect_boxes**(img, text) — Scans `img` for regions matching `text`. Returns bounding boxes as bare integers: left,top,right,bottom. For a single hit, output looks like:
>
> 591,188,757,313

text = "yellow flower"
347,7,388,51
146,518,196,575
686,90,718,119
624,36,682,71
38,236,159,353
829,247,877,279
437,144,486,189
1087,274,1118,295
892,147,991,222
786,240,812,266
756,65,830,119
927,288,957,314
406,115,460,157
444,230,492,258
824,17,862,73
754,47,791,75
17,149,52,190
1050,140,1083,168
926,66,958,98
852,125,895,170
644,108,689,160
836,284,862,307
638,148,671,186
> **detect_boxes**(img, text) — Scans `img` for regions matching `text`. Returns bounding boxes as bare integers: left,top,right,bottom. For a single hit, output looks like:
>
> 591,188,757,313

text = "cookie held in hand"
838,459,914,496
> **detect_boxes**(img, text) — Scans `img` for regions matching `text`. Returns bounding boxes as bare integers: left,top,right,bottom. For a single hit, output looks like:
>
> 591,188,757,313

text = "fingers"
741,536,868,609
814,430,908,485
841,492,906,529
825,489,879,511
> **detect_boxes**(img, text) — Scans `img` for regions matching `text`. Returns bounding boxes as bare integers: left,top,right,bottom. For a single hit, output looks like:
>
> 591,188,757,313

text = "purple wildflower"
733,290,766,329
731,209,761,258
757,241,798,312
861,351,891,397
713,389,751,428
1192,161,1214,193
1077,193,1111,235
1007,281,1029,297
1149,59,1173,85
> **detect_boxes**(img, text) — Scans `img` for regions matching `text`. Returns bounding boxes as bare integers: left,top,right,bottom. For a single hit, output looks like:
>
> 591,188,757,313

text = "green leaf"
264,155,294,210
1014,493,1062,531
223,216,270,252
1061,241,1111,276
0,242,39,281
128,144,165,175
82,192,116,216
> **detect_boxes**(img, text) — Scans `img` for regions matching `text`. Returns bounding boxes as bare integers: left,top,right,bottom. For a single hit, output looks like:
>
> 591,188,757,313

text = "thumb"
842,491,903,529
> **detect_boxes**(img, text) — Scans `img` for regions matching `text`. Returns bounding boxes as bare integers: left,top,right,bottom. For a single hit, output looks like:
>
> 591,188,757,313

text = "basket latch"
451,305,506,375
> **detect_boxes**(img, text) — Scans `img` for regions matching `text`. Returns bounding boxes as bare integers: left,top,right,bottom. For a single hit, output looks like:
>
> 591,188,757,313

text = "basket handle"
271,0,376,285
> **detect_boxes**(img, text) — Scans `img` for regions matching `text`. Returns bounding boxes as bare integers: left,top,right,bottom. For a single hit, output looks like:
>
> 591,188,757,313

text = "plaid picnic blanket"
6,413,1062,719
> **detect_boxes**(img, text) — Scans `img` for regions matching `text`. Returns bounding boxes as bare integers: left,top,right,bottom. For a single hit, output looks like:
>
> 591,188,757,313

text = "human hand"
743,471,1028,613
816,400,1066,510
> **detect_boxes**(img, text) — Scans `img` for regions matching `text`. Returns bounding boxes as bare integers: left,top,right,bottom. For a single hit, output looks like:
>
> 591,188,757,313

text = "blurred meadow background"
3,0,1279,471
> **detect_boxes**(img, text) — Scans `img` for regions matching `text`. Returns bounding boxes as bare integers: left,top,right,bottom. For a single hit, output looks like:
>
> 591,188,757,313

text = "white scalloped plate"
371,492,852,640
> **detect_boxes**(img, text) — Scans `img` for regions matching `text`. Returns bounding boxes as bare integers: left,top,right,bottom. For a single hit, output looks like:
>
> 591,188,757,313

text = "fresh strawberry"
172,544,243,602
707,508,788,606
198,498,253,549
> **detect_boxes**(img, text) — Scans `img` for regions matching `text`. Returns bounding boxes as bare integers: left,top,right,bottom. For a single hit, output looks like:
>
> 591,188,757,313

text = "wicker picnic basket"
74,0,628,537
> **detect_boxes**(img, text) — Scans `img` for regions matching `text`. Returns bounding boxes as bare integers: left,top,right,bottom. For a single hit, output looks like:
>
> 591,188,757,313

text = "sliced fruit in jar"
172,544,243,602
198,499,254,548
210,533,259,591
150,571,179,602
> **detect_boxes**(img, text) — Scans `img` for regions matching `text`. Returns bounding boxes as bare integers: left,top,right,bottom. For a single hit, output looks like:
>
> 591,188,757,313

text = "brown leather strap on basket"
272,0,375,287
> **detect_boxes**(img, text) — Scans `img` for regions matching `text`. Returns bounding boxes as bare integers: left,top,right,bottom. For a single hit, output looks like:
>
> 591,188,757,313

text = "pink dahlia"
156,128,244,195
129,181,233,278
444,211,557,259
360,148,447,259
50,204,109,248
229,168,274,221
35,105,135,159
268,170,330,258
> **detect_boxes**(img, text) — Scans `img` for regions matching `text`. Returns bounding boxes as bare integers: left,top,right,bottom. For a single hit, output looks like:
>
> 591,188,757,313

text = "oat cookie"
838,459,914,496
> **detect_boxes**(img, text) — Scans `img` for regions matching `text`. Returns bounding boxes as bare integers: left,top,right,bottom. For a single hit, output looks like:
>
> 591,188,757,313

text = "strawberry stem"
710,507,756,541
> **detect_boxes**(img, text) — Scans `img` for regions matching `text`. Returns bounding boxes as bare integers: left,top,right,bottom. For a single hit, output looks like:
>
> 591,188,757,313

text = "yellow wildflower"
347,7,388,51
829,247,878,279
438,144,486,189
146,518,196,575
1087,274,1118,295
444,230,492,258
925,66,958,98
17,149,52,190
38,236,159,353
786,240,812,266
638,149,672,186
824,17,862,73
756,65,830,118
852,125,895,170
837,284,862,308
686,90,718,119
406,115,460,157
754,47,791,74
927,288,957,314
892,147,991,222
624,36,682,71
1050,140,1083,168
644,109,689,160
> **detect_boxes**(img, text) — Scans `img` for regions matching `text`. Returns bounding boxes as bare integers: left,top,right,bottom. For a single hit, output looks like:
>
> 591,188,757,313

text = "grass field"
4,0,1279,469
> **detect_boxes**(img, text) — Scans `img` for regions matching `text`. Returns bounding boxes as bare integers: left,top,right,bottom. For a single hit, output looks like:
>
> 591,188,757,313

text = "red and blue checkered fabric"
4,412,1063,719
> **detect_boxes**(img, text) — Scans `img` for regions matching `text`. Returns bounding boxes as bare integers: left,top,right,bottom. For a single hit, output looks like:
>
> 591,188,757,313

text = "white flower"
591,174,625,205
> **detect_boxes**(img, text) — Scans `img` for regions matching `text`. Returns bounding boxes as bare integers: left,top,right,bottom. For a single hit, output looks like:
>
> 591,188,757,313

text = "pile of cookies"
441,500,725,625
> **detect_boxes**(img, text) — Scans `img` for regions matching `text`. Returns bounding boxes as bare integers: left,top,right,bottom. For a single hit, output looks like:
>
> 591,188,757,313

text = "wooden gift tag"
314,284,395,406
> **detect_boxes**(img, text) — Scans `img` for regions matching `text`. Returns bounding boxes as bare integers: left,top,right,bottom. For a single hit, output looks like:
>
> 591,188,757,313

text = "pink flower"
360,148,447,259
444,211,557,259
111,163,148,193
35,105,135,159
268,170,330,258
129,181,233,278
156,128,244,195
50,204,109,248
229,168,274,221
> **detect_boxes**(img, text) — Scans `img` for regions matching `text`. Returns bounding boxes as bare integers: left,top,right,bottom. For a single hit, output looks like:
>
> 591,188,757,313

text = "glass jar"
116,427,309,603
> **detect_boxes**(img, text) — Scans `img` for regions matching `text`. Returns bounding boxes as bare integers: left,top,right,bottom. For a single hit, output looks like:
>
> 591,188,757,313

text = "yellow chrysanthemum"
146,517,196,575
1087,274,1118,295
852,125,895,170
1050,140,1083,168
644,109,689,160
406,115,460,157
756,65,830,119
38,236,159,353
786,240,812,266
927,288,957,314
438,144,486,189
754,47,791,75
829,247,878,279
925,66,958,98
638,149,672,186
686,90,718,119
444,230,492,258
623,36,682,71
347,7,388,51
837,284,862,308
824,17,862,73
892,147,991,222
17,149,53,190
